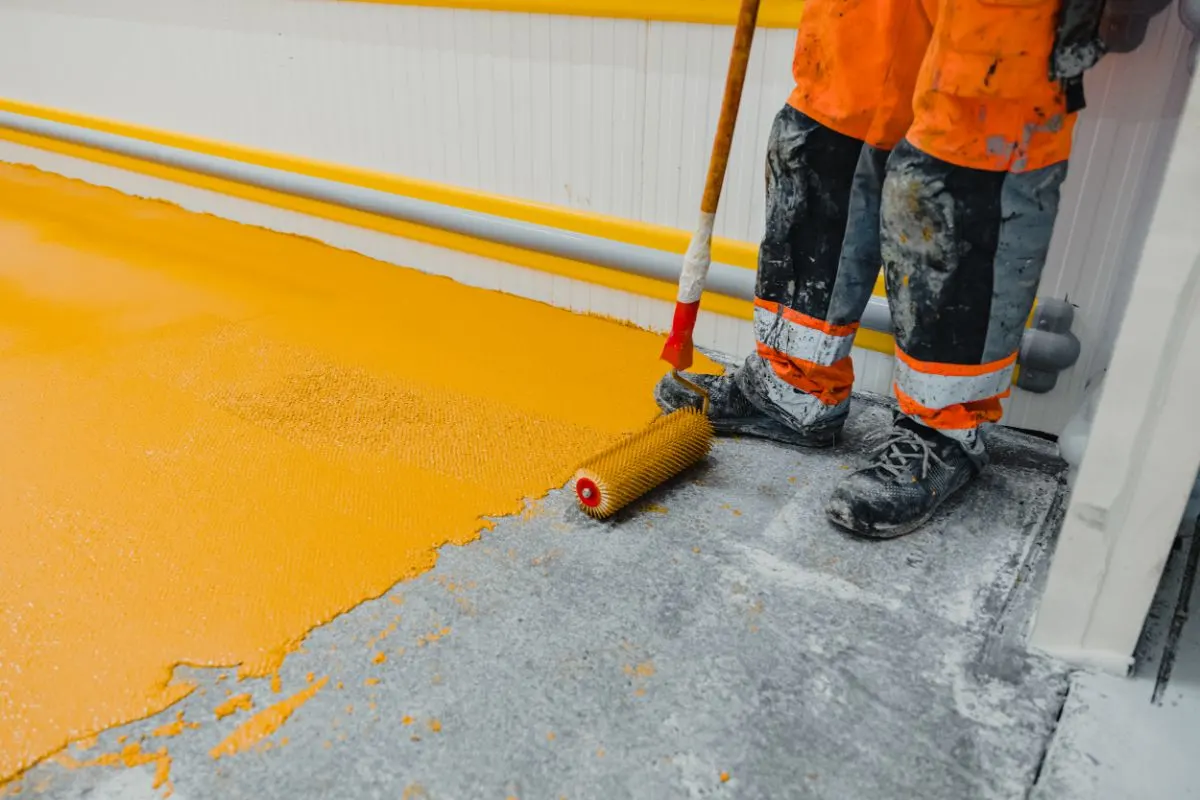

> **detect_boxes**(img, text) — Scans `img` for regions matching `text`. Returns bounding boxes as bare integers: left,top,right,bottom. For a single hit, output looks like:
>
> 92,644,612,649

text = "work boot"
825,417,986,539
735,354,850,439
653,366,843,448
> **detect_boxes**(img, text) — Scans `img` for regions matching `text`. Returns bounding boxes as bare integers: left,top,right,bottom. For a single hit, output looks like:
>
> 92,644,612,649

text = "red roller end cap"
576,477,602,509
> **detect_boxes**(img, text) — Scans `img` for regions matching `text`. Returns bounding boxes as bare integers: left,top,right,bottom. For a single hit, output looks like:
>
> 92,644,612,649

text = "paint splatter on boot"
653,368,842,448
825,417,985,539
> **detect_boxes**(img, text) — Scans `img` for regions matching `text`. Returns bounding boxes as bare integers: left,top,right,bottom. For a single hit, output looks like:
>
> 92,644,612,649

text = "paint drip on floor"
210,678,329,760
54,743,174,796
0,163,719,785
213,694,254,721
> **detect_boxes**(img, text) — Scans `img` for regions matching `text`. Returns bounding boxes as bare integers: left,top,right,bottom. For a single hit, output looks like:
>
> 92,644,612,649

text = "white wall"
0,0,795,243
1028,6,1197,432
0,0,1192,433
1031,65,1200,672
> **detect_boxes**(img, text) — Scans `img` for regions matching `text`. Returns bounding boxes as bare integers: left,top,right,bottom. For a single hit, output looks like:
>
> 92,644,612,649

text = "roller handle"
660,0,762,371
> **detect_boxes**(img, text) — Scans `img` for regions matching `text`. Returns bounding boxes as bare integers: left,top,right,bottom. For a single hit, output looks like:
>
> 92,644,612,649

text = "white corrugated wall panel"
1004,8,1195,433
0,0,796,238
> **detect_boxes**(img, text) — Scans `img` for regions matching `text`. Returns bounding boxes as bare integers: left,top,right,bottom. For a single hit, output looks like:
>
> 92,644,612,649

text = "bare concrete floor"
1033,511,1200,800
17,394,1080,800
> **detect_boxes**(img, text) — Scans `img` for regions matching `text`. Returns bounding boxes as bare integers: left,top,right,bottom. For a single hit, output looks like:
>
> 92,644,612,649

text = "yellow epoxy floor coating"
0,163,713,781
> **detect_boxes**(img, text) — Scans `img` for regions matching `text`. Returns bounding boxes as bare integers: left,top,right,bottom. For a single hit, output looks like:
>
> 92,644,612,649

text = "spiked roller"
570,0,758,519
572,408,714,520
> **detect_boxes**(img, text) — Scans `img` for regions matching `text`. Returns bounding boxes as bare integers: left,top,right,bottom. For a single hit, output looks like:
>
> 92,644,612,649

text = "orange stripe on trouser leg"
893,347,1017,378
754,298,860,339
788,0,934,149
894,349,1015,408
895,383,1007,430
756,343,854,407
907,0,1076,172
893,346,1015,430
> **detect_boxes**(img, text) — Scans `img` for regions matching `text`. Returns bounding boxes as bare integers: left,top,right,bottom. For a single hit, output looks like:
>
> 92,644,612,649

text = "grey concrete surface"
1030,515,1200,800
20,397,1072,800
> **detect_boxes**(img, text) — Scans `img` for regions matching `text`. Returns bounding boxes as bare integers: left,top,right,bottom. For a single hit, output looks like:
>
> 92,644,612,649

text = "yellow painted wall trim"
0,98,762,270
0,98,891,298
0,97,899,357
339,0,806,28
0,126,752,323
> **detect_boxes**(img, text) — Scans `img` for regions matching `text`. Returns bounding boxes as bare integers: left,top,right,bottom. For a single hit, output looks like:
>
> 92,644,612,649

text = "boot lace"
866,426,948,480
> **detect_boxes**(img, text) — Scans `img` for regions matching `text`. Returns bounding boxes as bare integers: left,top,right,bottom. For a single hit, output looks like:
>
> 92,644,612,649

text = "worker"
656,0,1108,538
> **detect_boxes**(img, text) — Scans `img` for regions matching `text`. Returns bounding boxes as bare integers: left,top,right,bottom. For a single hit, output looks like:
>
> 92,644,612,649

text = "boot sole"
825,477,975,540
826,503,935,540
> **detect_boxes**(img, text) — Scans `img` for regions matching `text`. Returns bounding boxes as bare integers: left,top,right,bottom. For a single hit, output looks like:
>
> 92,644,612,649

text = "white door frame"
1029,60,1200,674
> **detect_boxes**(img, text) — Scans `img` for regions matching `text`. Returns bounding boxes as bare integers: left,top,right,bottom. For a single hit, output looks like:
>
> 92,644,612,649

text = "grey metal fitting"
1182,0,1200,74
1017,298,1082,393
1182,0,1200,35
1102,0,1176,52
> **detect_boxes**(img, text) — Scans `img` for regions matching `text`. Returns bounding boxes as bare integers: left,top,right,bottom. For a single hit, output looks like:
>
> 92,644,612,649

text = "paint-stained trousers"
746,0,1075,450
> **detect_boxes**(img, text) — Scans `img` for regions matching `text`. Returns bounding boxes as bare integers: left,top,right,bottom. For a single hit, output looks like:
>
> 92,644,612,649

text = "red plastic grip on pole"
659,300,700,371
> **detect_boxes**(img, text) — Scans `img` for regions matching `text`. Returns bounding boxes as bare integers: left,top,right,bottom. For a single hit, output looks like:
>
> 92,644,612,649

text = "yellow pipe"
338,0,807,28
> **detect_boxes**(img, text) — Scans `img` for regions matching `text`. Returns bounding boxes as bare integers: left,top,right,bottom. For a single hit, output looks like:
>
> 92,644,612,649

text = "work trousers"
747,0,1075,449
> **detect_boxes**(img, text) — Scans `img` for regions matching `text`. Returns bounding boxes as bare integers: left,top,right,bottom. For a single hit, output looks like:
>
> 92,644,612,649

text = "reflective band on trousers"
753,300,856,367
893,349,1016,410
751,354,851,428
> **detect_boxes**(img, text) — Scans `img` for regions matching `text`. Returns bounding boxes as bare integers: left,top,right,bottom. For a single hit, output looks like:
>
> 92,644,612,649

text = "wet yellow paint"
152,712,199,739
417,627,452,647
212,694,254,721
623,662,656,678
210,679,328,760
55,743,174,796
369,621,399,647
0,163,717,782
